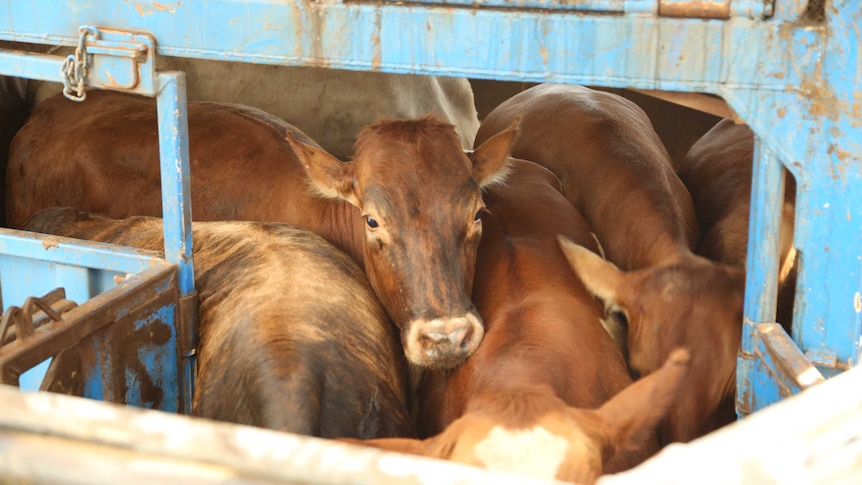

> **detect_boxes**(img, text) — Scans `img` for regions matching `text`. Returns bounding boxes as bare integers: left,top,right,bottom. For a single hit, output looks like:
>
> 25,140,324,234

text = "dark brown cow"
22,207,415,439
678,119,797,328
8,90,519,369
475,84,744,443
346,159,689,482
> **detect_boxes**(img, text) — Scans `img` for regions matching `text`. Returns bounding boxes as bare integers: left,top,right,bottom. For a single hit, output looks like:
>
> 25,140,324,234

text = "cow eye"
365,216,379,229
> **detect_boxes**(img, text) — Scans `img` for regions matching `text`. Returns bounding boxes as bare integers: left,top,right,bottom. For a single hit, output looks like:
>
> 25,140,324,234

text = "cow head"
286,115,519,369
343,349,690,483
558,237,744,441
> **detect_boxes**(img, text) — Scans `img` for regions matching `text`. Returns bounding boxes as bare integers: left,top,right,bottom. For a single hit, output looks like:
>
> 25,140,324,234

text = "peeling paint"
854,292,861,313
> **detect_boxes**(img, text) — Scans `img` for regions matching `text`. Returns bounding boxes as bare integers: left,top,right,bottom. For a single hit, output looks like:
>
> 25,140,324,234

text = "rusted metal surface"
0,288,76,346
658,0,731,19
0,263,181,411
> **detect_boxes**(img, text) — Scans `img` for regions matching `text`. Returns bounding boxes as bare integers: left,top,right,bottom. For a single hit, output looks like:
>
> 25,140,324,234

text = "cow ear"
339,437,430,457
594,349,690,461
285,130,360,206
557,236,625,305
468,116,521,187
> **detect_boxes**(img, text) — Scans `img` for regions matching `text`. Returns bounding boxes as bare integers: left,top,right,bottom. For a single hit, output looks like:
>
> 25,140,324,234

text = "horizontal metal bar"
0,0,801,92
0,48,67,82
0,385,551,485
386,0,626,13
0,229,165,275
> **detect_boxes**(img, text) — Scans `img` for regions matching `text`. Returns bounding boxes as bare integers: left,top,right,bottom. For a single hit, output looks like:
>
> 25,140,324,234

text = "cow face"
286,116,519,369
345,350,689,483
559,238,744,441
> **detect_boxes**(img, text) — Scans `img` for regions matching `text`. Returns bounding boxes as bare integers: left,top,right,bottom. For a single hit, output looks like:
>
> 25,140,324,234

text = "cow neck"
293,197,366,267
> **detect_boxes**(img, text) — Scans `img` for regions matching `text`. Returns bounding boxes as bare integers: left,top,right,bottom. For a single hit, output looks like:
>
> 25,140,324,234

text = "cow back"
22,207,414,439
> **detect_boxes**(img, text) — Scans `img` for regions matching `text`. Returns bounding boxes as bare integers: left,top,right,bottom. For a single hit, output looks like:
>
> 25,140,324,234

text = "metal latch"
60,25,157,101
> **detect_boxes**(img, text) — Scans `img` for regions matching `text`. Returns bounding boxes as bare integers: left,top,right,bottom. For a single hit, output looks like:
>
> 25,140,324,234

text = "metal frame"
0,228,183,412
0,0,859,418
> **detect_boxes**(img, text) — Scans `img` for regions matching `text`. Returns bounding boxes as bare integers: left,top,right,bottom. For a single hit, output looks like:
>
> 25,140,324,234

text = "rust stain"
152,2,177,12
777,108,787,118
135,3,145,16
41,237,60,250
854,292,861,313
104,70,118,88
539,46,548,66
834,148,851,161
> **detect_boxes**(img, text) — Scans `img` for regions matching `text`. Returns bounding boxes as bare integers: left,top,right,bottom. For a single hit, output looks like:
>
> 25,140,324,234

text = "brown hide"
8,90,518,369
22,207,414,439
475,84,744,444
350,160,685,482
0,74,30,227
678,119,798,329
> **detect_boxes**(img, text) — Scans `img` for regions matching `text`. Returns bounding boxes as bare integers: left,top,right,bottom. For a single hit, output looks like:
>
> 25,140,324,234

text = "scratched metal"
0,260,181,412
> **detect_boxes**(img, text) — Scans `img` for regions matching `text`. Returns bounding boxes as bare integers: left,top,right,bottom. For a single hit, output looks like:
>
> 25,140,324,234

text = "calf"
8,90,519,370
475,84,744,443
347,159,689,482
22,207,415,439
678,119,797,328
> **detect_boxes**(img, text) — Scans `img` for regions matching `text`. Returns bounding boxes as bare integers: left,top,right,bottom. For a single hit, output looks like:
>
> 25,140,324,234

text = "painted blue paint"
0,2,806,89
0,230,164,275
130,305,179,412
155,71,196,413
82,333,108,402
743,139,785,327
155,72,195,298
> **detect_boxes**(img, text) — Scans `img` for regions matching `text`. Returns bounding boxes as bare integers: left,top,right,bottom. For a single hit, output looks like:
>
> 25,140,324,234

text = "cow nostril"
458,326,474,351
420,331,450,347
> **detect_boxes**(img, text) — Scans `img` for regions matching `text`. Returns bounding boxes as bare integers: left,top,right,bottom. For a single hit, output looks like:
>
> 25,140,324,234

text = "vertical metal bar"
155,71,196,414
737,136,786,418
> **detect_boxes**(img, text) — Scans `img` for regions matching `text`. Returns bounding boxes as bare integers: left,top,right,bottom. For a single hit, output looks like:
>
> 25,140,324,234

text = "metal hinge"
60,25,157,101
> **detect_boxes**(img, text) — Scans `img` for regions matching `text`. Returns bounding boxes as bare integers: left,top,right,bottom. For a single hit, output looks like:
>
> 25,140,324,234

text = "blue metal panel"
155,71,196,413
0,2,805,88
0,229,164,275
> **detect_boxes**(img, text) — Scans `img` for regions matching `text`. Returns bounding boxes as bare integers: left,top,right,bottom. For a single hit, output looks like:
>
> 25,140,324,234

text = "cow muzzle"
404,314,485,369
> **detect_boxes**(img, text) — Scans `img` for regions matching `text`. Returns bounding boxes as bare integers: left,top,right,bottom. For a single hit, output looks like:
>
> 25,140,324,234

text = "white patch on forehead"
473,425,569,480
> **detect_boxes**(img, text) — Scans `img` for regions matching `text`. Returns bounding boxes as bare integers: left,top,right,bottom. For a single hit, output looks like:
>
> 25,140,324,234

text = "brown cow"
475,84,744,443
22,207,415,439
678,118,797,328
8,90,519,370
345,159,689,482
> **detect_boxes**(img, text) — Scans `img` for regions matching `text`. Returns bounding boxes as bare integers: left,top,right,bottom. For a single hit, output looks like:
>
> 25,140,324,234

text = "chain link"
61,26,98,102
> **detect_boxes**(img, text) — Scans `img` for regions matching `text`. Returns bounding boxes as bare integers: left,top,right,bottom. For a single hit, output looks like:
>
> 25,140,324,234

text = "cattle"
344,159,690,483
21,207,415,439
474,83,744,443
0,73,29,227
677,118,797,329
8,42,479,161
8,89,520,370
